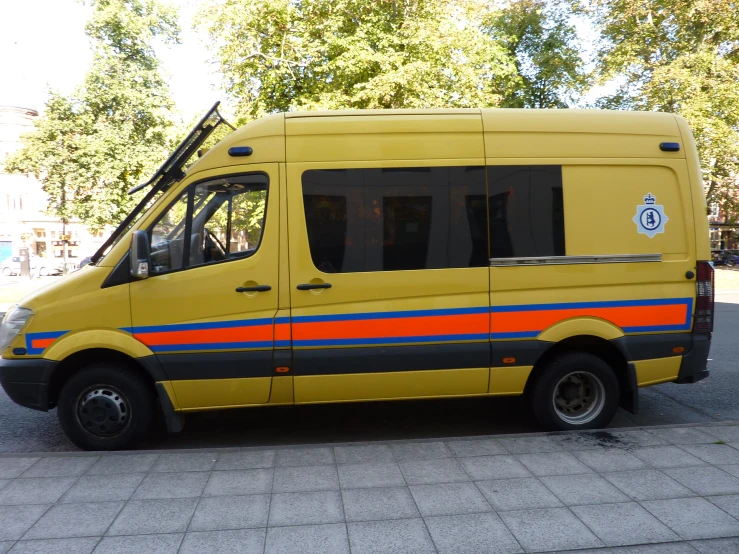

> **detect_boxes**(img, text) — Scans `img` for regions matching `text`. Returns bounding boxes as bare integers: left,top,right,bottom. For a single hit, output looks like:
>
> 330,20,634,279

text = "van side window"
488,165,565,258
148,173,268,275
302,167,487,273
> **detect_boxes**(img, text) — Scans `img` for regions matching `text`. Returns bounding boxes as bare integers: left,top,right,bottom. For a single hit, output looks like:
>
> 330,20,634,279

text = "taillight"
694,261,714,334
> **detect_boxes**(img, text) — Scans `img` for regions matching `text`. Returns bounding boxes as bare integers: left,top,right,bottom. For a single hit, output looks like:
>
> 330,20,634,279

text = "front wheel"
38,266,49,276
529,352,620,431
1,267,11,276
57,363,154,450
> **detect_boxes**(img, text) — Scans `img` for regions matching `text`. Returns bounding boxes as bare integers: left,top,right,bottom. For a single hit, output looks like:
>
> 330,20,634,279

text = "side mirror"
130,230,151,280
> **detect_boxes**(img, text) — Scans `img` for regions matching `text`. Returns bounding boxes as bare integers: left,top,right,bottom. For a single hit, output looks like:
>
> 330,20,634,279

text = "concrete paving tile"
706,494,739,519
9,537,99,554
631,446,706,469
476,478,563,511
0,543,10,554
86,455,159,476
399,458,469,485
701,425,739,443
499,435,563,454
642,497,739,540
499,507,603,551
20,457,98,478
60,474,145,503
663,466,739,496
337,462,406,489
265,523,349,554
0,505,50,541
0,478,77,505
719,464,739,478
691,537,739,554
203,468,273,496
273,464,339,493
214,450,275,470
551,432,613,452
0,458,39,479
24,501,123,539
648,427,718,445
93,533,183,554
445,439,506,457
410,482,491,517
604,469,694,501
574,449,649,472
680,444,739,465
275,447,334,467
540,474,629,506
132,471,209,500
606,430,669,448
268,490,344,526
189,494,270,531
390,441,451,461
106,498,198,535
571,502,680,547
0,480,8,492
151,453,217,473
342,486,419,522
604,544,699,553
516,452,592,476
179,529,265,554
424,512,523,554
348,518,436,554
334,445,395,464
457,455,531,481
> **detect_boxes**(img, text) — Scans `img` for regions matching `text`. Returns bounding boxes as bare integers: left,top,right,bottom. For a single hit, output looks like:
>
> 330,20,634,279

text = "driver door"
130,164,279,409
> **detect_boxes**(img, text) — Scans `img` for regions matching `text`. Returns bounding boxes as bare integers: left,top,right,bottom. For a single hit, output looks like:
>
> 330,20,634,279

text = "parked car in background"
712,250,739,267
0,257,64,277
78,256,93,269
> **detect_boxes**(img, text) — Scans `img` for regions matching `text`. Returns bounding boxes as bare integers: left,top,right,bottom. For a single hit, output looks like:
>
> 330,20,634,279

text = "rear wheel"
529,352,619,431
38,266,49,276
57,363,154,451
1,267,11,276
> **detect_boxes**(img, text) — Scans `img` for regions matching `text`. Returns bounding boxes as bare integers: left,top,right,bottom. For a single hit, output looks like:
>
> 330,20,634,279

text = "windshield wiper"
90,102,235,264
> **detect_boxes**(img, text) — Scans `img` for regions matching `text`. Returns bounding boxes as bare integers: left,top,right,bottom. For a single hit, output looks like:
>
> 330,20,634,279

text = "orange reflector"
503,357,516,364
672,347,685,354
275,367,290,373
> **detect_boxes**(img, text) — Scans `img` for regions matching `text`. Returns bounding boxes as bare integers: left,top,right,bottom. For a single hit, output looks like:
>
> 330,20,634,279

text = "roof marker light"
229,146,253,157
659,142,680,152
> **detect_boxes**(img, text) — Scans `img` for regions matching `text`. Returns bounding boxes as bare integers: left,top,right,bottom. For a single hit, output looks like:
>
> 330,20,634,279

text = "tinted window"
487,165,565,258
303,167,487,273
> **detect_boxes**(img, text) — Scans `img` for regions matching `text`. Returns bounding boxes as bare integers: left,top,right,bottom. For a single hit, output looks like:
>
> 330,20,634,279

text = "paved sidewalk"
2,425,739,553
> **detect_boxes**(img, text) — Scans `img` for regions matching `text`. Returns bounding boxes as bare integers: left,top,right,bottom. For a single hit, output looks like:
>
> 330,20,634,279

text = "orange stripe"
275,323,291,342
292,314,488,341
135,325,273,346
491,305,688,334
31,338,56,349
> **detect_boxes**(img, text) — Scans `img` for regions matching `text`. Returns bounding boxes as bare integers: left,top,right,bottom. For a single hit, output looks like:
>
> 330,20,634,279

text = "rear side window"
488,165,565,258
302,167,488,273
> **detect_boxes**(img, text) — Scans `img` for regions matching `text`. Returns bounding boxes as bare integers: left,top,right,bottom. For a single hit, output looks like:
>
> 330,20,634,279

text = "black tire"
529,352,620,431
57,363,154,451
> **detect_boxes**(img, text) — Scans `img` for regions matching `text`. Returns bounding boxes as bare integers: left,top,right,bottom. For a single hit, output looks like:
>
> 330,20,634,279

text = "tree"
6,0,180,229
196,0,521,123
489,0,588,108
580,0,739,219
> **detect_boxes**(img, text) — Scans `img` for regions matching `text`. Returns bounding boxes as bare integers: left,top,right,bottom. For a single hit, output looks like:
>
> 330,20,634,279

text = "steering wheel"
203,228,227,261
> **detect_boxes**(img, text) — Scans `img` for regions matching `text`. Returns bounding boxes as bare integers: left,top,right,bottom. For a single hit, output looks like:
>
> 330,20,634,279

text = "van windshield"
91,102,234,265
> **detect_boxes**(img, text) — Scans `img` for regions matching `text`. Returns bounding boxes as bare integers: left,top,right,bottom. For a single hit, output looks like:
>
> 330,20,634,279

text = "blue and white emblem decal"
633,193,668,238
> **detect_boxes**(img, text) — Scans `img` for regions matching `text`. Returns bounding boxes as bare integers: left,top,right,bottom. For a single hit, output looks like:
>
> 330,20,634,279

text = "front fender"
43,329,154,361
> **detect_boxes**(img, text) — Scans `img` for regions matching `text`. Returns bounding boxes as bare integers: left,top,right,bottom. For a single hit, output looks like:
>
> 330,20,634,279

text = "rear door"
284,113,491,403
130,164,279,409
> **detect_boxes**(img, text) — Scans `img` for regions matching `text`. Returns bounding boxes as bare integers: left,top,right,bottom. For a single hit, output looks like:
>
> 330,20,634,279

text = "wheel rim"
552,371,606,425
76,385,130,438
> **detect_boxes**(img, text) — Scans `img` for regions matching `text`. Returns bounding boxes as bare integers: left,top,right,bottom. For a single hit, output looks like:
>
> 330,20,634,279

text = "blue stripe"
132,318,274,334
622,324,692,333
491,298,692,312
491,331,540,339
293,333,489,347
292,307,490,324
274,340,291,348
150,341,274,352
275,317,291,324
26,331,67,340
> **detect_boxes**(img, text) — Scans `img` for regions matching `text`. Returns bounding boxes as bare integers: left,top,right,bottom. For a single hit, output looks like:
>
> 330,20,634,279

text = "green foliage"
196,0,587,123
581,0,739,219
6,0,180,228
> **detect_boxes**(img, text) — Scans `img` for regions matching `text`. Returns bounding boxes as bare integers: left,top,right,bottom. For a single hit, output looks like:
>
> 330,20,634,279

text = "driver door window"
148,174,268,275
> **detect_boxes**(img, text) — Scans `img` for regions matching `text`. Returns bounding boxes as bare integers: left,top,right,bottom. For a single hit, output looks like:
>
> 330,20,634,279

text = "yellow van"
0,104,714,450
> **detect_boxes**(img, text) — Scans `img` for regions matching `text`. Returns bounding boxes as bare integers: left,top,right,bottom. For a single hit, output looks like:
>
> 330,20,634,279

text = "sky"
0,0,221,123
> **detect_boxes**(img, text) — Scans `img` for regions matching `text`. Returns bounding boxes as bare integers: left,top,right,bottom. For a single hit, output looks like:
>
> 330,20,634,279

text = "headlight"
0,306,33,350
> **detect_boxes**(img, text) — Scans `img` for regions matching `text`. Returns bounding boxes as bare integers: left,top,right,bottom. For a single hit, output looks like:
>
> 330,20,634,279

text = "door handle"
235,285,272,292
296,283,332,290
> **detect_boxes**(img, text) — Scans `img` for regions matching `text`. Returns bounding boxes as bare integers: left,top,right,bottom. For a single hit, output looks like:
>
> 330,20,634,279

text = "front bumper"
0,357,58,411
